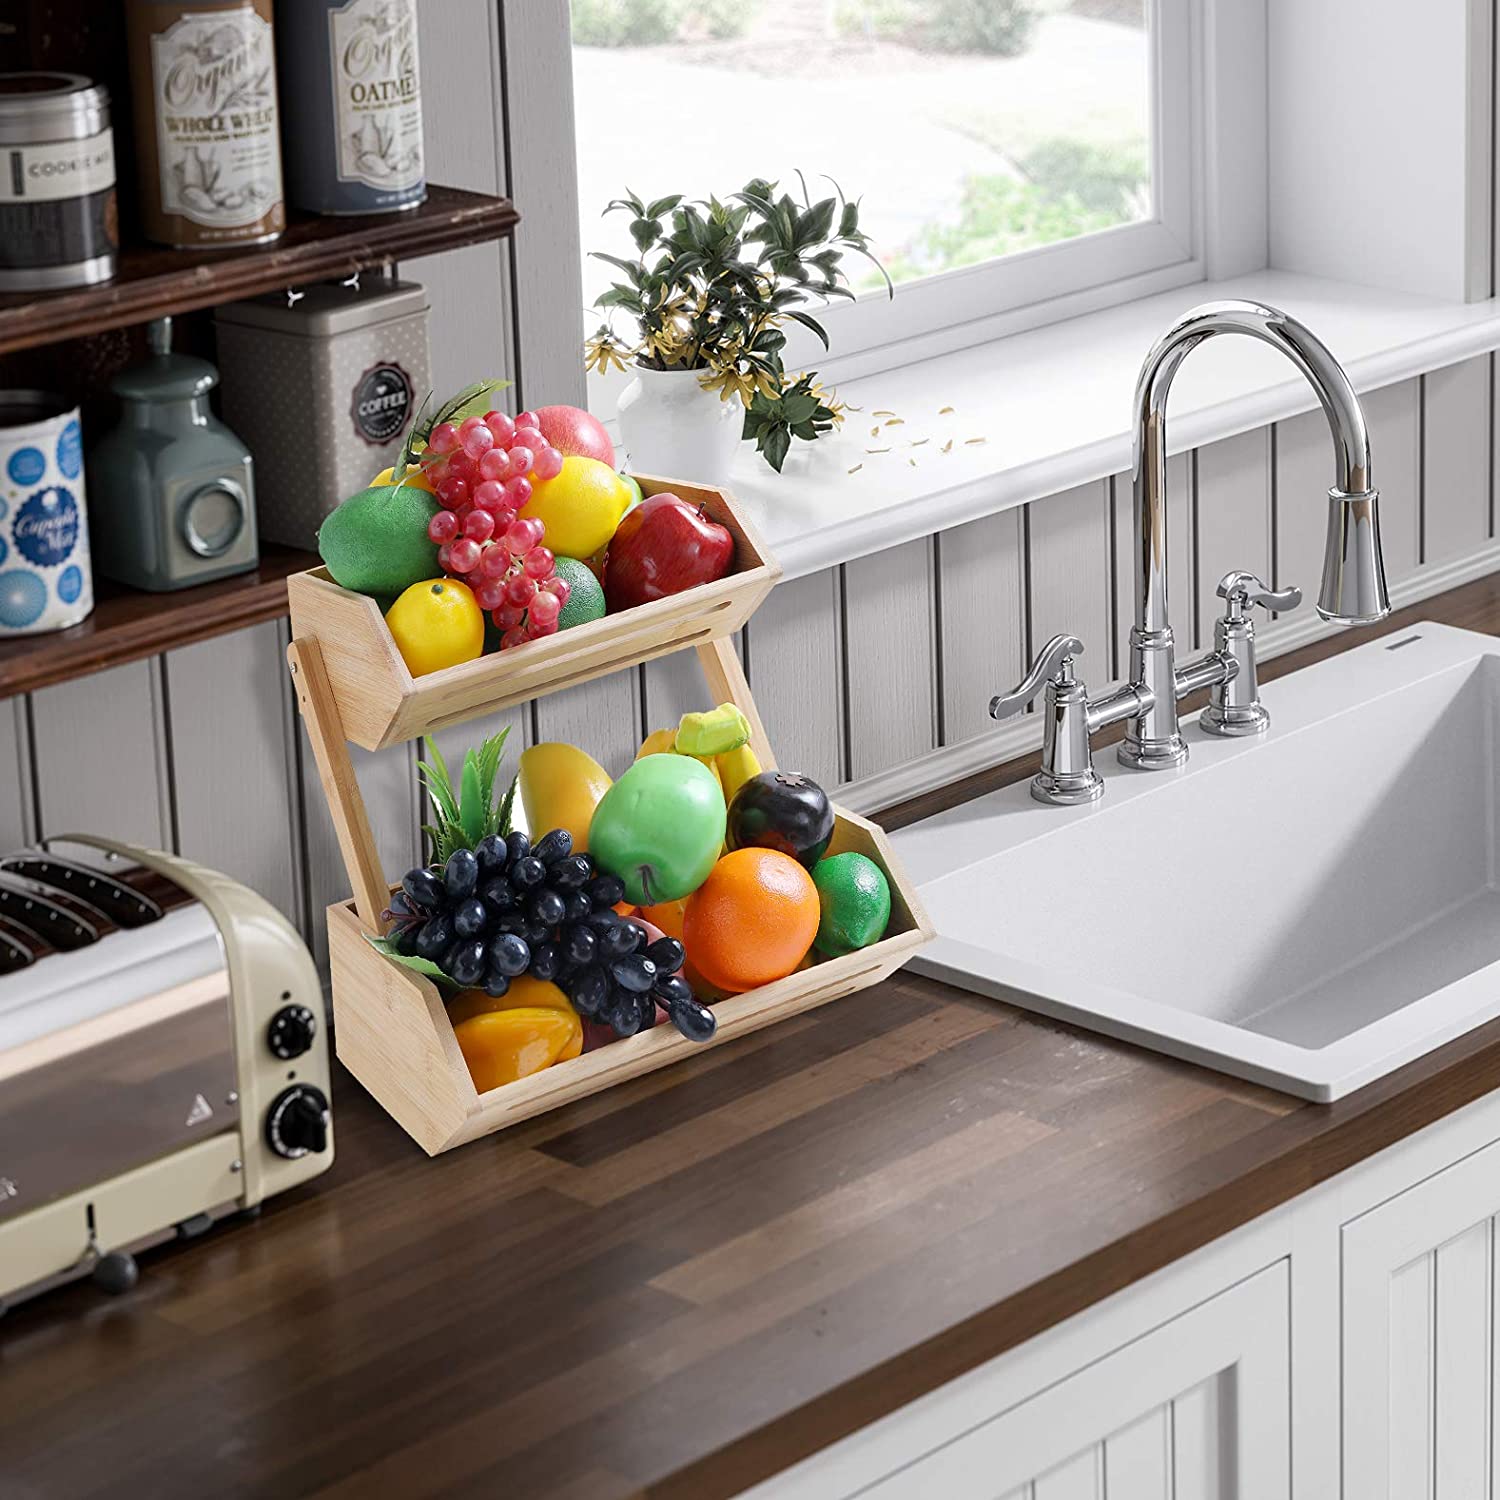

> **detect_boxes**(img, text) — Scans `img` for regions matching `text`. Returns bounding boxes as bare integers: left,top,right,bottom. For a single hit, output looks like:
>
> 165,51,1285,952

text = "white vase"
617,366,744,486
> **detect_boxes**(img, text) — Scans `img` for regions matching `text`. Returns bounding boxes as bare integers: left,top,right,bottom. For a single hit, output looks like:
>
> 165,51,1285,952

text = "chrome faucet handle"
1216,569,1302,617
989,634,1085,720
990,635,1104,806
1202,571,1291,739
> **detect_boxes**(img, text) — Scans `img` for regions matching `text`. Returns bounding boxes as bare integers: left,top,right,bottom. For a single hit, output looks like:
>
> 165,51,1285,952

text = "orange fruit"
683,848,819,994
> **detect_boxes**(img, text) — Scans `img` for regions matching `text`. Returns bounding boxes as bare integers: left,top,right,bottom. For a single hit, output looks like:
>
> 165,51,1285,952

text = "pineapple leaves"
416,727,516,865
459,752,485,849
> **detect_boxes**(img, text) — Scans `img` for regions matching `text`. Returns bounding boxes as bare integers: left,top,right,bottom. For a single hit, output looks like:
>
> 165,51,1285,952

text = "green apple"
588,755,726,905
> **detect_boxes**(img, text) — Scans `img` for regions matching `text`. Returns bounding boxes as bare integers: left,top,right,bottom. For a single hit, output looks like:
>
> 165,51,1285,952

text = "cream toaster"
0,836,333,1310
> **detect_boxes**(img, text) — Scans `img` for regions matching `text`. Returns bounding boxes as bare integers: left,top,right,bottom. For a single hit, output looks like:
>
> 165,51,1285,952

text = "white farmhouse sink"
891,623,1500,1100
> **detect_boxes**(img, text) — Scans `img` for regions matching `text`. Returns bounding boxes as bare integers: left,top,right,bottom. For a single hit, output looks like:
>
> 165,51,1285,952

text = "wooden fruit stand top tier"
284,474,932,1153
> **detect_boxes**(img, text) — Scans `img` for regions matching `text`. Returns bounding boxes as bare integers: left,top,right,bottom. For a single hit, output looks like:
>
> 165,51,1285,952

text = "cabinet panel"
857,1261,1288,1499
533,671,641,781
1342,1134,1500,1498
936,508,1024,745
166,622,300,923
1196,429,1272,646
843,540,937,783
1028,480,1110,683
31,660,169,851
1423,356,1492,566
742,568,843,789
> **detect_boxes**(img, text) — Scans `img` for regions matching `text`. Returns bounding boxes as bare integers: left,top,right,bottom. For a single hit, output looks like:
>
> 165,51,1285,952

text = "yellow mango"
518,742,612,852
636,727,678,759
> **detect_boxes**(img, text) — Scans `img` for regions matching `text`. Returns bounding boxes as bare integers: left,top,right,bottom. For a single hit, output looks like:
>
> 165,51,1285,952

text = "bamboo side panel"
327,806,934,1156
287,476,780,752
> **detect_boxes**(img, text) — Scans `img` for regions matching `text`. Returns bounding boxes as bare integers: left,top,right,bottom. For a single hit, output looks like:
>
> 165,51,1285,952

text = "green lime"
317,483,441,597
811,852,891,957
619,471,643,510
552,556,606,631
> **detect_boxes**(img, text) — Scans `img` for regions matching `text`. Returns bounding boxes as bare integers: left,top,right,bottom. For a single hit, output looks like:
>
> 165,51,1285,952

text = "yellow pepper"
452,1005,583,1092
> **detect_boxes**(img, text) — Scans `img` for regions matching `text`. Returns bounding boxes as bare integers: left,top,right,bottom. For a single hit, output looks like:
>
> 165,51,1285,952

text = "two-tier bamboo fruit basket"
286,474,932,1155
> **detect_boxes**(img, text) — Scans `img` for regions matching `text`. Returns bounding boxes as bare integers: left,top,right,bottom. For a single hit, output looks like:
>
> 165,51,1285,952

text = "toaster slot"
0,857,163,928
0,925,33,973
0,877,98,950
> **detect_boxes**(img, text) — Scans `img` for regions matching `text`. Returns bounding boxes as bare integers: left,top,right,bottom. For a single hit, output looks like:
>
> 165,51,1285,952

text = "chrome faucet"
992,299,1391,806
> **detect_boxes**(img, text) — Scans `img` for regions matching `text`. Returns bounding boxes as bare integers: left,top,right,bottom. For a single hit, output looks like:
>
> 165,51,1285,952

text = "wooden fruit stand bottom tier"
287,475,932,1154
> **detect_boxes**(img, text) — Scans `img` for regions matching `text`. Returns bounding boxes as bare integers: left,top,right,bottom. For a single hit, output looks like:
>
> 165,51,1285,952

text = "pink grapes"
421,409,570,647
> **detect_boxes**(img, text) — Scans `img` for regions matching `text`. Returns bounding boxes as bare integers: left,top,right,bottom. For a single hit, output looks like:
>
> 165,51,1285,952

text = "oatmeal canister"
126,0,284,248
276,0,425,216
0,394,92,635
0,73,117,291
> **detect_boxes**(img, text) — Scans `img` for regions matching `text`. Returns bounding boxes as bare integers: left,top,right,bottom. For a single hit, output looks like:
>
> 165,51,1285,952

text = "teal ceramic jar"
87,317,260,591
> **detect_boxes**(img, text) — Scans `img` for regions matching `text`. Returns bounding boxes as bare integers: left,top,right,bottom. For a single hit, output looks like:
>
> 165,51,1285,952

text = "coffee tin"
0,394,93,635
126,0,285,248
277,0,424,216
0,73,117,291
214,277,430,548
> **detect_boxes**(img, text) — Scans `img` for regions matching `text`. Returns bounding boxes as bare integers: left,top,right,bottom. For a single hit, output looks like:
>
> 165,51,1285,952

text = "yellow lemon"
520,455,630,560
384,578,484,677
372,462,437,495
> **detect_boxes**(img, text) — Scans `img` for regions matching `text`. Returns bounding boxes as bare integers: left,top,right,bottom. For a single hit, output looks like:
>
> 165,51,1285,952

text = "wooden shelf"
0,544,317,697
0,185,519,356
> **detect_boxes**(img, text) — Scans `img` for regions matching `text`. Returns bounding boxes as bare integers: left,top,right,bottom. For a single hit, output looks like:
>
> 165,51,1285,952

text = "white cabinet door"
1343,1135,1500,1498
854,1261,1289,1500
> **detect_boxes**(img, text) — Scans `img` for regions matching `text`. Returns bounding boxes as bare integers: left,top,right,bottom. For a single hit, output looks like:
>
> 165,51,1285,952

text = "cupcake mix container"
0,394,93,635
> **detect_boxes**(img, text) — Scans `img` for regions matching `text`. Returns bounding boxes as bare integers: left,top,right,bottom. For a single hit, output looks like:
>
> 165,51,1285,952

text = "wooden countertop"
6,576,1500,1499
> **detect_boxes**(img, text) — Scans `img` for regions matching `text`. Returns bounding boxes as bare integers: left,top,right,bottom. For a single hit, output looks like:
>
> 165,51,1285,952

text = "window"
567,0,1199,384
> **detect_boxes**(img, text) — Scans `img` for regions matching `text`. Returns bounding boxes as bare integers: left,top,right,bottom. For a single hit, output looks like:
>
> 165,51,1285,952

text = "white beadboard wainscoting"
1,356,1496,977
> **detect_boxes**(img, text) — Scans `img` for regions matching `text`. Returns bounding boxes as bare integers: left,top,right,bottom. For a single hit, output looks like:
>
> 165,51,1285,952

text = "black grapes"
387,828,715,1044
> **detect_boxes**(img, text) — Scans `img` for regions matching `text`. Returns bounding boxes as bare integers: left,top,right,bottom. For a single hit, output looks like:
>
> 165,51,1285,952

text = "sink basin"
891,623,1500,1100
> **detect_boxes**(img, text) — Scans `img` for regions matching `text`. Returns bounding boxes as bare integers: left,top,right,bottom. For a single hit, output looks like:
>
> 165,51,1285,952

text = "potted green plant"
585,177,889,479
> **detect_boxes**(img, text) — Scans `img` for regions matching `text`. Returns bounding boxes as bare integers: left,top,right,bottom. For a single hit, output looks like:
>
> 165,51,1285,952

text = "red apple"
535,404,615,467
604,492,734,612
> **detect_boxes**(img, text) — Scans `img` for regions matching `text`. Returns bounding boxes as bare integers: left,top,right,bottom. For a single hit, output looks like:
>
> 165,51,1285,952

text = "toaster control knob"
267,1004,317,1060
265,1085,329,1159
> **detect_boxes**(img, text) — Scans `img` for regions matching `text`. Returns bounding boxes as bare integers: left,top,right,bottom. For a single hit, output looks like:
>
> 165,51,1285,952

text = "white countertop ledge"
728,271,1500,580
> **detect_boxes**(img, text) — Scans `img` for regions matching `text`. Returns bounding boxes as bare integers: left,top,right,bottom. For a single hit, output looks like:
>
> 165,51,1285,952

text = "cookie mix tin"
125,0,285,248
0,394,93,635
0,73,118,291
277,0,425,215
214,276,430,549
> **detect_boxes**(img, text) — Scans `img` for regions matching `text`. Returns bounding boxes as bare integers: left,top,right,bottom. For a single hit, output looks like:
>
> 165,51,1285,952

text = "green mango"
588,755,726,906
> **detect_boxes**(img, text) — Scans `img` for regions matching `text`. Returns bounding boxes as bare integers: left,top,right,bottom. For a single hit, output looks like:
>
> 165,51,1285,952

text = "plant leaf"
781,309,830,350
459,750,485,848
366,933,453,985
495,772,518,839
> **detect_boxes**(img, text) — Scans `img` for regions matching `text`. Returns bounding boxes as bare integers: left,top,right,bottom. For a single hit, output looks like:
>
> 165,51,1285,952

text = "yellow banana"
715,742,761,805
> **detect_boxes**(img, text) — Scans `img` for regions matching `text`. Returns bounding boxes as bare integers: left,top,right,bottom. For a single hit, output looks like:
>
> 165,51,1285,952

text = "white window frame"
504,0,1266,406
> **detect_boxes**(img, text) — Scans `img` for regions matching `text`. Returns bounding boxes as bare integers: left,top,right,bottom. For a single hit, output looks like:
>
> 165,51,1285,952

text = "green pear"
588,755,726,905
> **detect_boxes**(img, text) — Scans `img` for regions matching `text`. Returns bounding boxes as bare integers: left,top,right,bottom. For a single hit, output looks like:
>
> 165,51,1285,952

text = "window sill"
727,271,1500,580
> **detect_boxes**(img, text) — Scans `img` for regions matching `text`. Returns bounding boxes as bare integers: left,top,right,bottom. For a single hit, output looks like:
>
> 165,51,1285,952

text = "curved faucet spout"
1121,298,1390,773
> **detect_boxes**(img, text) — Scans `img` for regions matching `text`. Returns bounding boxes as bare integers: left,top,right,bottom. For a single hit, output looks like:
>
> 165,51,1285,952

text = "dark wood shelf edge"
0,184,520,356
0,544,317,698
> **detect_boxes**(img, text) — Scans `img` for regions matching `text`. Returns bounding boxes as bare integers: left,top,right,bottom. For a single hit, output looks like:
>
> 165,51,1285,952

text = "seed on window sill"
866,446,891,454
965,437,987,446
885,417,905,427
870,425,880,437
908,457,917,467
909,438,929,447
938,405,955,415
847,463,863,474
941,439,954,454
873,409,895,417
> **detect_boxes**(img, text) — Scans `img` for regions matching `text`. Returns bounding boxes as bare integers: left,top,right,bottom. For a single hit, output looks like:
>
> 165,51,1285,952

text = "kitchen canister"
125,0,285,248
0,73,118,292
88,318,259,592
0,394,92,635
276,0,425,216
214,276,430,549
